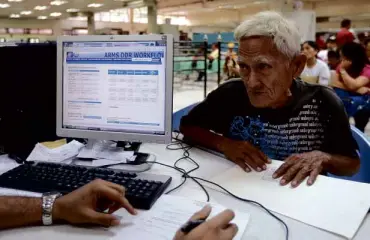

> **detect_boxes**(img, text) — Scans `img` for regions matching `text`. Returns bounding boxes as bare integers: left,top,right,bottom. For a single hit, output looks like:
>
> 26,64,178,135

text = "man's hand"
219,139,270,172
273,151,330,187
53,179,137,227
174,205,238,240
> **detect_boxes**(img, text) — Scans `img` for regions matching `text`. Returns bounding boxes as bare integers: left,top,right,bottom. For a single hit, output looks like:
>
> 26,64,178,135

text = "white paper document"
0,188,41,198
208,161,370,239
111,195,250,240
77,140,134,162
26,140,84,163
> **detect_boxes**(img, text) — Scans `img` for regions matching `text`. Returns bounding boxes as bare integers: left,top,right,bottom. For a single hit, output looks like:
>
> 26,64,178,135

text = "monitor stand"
116,141,142,152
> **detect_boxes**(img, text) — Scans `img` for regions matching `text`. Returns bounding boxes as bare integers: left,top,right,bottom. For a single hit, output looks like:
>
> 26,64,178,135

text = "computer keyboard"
0,161,172,210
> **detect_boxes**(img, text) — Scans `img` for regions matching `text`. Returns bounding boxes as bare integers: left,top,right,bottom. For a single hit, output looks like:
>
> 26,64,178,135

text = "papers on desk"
77,140,134,164
208,160,370,239
0,188,41,198
26,140,84,163
111,195,250,240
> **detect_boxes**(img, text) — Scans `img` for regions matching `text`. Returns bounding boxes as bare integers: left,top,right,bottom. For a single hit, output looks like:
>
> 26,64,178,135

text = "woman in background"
331,42,370,132
300,41,331,86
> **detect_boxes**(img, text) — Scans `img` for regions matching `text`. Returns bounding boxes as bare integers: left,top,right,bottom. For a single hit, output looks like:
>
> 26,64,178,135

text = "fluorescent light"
0,3,10,8
50,12,62,17
20,11,32,15
50,0,68,6
88,3,104,8
34,6,49,11
10,14,20,18
8,0,22,2
38,16,48,20
66,8,79,13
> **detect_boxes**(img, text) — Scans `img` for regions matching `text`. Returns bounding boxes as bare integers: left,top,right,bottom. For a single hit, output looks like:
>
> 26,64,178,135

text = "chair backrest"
172,103,199,132
329,126,370,183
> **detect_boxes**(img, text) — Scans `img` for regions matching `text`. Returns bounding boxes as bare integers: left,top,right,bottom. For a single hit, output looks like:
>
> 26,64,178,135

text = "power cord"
153,133,289,240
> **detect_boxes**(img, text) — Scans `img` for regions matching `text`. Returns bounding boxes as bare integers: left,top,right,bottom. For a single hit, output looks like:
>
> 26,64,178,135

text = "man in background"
337,19,355,48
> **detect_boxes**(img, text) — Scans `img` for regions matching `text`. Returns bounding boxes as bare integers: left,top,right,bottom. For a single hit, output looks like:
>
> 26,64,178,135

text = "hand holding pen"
173,205,238,240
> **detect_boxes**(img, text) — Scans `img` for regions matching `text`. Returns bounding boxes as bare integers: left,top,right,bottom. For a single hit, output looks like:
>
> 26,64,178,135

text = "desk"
0,143,370,240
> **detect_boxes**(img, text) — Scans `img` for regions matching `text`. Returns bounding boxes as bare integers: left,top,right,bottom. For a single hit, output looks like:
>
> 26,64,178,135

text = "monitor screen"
61,40,167,136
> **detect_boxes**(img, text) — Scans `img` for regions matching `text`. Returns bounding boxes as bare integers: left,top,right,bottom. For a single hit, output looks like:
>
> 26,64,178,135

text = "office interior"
1,0,370,240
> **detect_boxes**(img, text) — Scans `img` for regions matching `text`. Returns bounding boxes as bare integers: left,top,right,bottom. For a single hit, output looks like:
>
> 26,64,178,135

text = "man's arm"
0,197,42,229
180,125,227,153
340,69,370,91
324,154,360,176
0,180,136,230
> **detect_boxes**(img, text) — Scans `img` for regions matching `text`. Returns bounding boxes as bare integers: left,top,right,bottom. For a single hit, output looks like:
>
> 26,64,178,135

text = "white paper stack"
26,140,84,163
208,161,370,239
110,195,250,240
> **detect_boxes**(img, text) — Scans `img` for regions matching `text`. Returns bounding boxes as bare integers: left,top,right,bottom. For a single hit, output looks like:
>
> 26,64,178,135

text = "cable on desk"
161,133,289,240
192,176,289,240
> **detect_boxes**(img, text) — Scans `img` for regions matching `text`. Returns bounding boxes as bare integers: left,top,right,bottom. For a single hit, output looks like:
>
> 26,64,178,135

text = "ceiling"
0,0,126,19
0,0,369,28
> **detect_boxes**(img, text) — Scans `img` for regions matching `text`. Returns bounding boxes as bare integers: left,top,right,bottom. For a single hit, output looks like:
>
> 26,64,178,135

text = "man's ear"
291,54,307,79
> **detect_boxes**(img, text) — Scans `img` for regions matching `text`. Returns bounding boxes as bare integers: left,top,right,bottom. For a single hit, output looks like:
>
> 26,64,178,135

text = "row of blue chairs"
172,103,370,183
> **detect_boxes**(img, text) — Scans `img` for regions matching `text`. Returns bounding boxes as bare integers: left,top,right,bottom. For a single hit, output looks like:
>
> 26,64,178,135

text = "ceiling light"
20,11,32,15
10,14,20,18
50,12,62,17
0,3,10,8
88,3,104,8
8,0,23,2
38,16,48,20
66,8,79,13
50,0,67,6
34,6,48,11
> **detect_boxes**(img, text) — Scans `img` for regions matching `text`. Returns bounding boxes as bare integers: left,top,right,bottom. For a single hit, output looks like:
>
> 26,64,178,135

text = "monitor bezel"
56,34,173,144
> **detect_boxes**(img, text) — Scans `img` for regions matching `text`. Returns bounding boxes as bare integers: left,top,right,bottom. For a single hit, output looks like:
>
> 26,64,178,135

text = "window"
133,7,148,23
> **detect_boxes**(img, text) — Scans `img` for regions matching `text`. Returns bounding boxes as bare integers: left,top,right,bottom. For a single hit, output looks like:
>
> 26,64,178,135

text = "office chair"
328,125,370,183
172,103,199,132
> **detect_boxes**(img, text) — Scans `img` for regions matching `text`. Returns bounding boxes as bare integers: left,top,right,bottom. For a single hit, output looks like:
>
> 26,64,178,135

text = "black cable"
192,176,289,240
160,133,289,240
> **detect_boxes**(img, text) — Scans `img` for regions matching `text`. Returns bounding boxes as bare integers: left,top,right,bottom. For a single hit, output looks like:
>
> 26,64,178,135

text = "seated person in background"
223,43,240,80
0,180,238,240
181,11,360,188
300,41,331,86
318,36,337,63
331,42,370,131
327,50,340,71
365,38,370,61
195,43,220,82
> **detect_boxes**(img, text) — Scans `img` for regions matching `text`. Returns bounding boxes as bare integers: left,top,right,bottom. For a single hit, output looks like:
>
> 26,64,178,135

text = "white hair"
234,11,301,59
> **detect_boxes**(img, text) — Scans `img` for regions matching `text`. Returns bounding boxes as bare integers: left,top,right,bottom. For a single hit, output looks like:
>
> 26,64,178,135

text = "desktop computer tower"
0,44,59,160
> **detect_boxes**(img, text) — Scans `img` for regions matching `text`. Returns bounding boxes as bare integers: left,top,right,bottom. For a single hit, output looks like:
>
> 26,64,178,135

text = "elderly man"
181,12,360,188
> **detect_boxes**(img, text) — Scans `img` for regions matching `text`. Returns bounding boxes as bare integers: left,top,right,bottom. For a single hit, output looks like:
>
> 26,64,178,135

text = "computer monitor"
56,35,173,144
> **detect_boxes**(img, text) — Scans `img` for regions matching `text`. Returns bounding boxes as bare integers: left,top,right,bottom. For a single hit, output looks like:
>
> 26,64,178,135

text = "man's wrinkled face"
238,36,295,108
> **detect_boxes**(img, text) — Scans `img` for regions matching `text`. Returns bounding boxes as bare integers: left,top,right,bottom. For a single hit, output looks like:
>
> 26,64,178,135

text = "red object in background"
316,38,326,50
337,29,355,48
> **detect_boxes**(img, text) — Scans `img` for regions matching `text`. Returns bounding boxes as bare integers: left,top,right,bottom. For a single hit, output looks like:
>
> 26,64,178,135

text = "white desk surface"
0,143,369,240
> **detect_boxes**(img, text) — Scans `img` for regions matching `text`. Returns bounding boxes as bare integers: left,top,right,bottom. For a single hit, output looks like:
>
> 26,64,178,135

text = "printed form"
110,195,250,240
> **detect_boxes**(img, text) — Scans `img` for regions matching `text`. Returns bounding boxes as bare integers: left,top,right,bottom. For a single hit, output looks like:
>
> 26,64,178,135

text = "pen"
181,219,206,234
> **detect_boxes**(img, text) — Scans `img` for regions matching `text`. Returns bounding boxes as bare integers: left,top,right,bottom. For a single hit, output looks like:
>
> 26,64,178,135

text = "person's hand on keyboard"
53,179,137,227
174,205,238,240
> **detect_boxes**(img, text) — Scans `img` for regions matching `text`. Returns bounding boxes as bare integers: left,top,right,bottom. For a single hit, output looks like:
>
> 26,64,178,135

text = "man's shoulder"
212,79,245,94
295,80,342,106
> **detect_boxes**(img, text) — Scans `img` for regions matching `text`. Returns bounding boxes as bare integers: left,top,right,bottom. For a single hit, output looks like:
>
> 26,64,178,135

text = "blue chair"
172,103,199,132
328,125,370,183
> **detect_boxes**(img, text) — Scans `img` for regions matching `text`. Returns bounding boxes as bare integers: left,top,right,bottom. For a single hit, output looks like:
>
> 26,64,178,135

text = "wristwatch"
42,192,62,226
